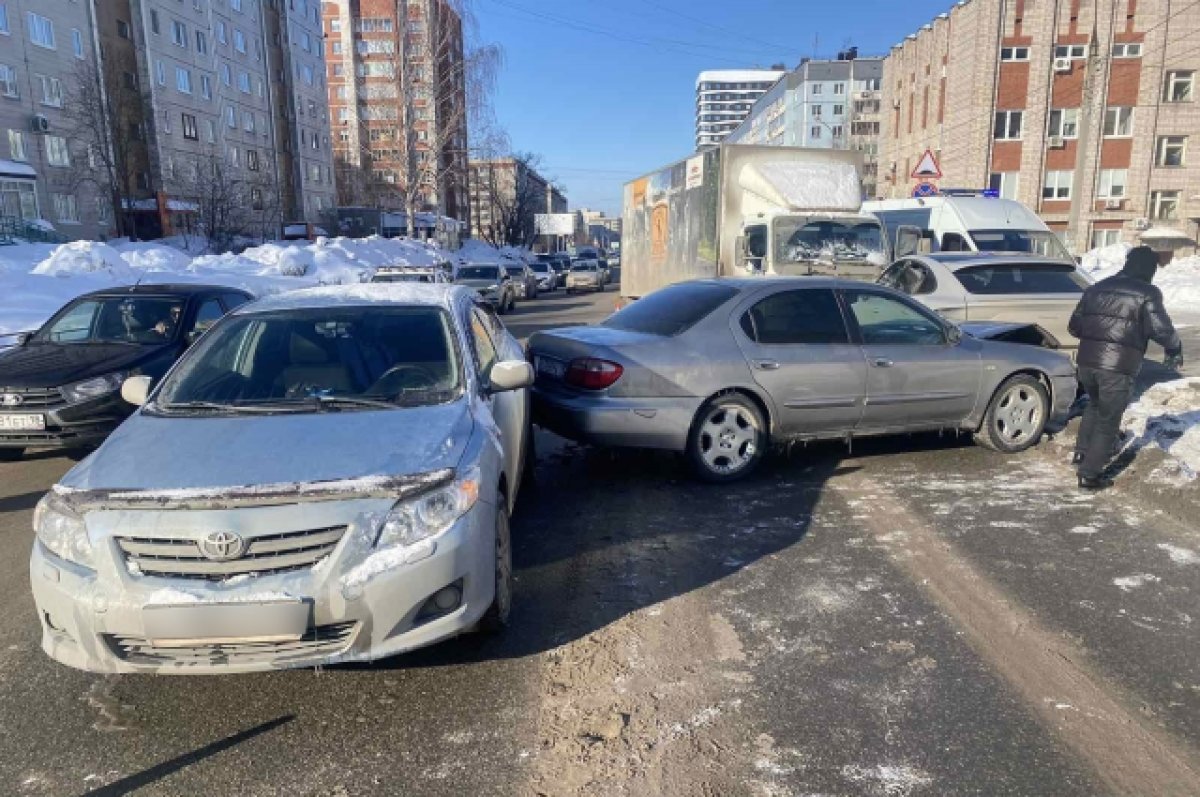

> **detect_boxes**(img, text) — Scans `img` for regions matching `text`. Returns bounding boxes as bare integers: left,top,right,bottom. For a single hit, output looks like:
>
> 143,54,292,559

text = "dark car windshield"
604,282,739,337
530,262,550,272
155,307,462,412
457,266,499,280
954,263,1087,295
571,263,597,272
36,296,185,345
505,265,526,276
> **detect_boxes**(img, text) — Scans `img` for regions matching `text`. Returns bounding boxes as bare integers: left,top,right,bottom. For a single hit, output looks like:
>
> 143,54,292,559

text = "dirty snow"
0,236,454,335
1080,243,1200,317
841,763,933,796
1113,573,1161,591
1119,378,1200,483
1157,543,1200,565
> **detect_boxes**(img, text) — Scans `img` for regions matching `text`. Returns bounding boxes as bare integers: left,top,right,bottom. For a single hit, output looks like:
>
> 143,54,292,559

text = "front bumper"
0,392,128,449
567,280,599,290
531,385,697,450
30,496,497,674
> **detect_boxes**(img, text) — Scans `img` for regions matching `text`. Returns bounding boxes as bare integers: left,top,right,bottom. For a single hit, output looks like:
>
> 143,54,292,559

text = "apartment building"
0,1,108,239
727,51,885,197
325,0,469,226
695,68,785,149
881,0,1200,254
467,157,564,243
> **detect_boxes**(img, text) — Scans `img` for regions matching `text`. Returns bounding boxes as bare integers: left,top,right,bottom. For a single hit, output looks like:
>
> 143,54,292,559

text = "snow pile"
454,238,508,266
1079,242,1130,282
31,241,137,280
1079,244,1200,317
112,240,194,272
1121,378,1200,483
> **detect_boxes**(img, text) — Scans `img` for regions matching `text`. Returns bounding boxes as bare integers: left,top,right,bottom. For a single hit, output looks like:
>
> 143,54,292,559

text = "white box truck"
620,144,887,299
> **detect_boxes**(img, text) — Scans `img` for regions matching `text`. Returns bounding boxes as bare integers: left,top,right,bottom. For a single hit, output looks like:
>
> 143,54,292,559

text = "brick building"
881,0,1200,254
467,157,563,243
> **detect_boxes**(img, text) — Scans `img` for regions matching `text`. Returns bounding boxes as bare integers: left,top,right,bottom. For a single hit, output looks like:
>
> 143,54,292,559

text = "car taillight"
565,358,624,390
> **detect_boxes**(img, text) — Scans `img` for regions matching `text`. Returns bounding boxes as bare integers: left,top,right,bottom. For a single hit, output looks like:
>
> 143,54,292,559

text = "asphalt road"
1,284,1198,796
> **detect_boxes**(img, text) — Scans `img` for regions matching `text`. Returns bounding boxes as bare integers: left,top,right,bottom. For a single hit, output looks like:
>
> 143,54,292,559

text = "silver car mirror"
121,375,153,406
946,325,963,345
488,361,534,393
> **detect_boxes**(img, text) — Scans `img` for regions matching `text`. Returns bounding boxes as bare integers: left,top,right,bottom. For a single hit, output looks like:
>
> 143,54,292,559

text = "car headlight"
33,490,94,569
373,466,480,553
61,372,126,404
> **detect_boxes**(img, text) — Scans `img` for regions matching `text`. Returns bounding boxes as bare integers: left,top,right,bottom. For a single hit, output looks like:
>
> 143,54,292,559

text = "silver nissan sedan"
529,278,1077,481
30,284,534,674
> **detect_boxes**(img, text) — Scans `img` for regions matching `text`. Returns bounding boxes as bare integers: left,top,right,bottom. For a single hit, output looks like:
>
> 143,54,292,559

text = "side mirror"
946,325,963,345
120,375,153,406
488,360,534,393
16,331,32,346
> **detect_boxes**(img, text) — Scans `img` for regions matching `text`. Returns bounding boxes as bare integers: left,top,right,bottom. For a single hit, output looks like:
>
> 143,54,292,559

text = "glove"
1164,353,1184,371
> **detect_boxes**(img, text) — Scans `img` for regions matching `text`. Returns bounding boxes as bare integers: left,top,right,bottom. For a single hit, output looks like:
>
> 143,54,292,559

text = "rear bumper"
1049,373,1079,427
532,387,697,450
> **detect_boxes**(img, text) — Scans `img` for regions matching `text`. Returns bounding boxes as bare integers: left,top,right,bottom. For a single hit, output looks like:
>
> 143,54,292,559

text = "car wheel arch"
976,367,1053,431
699,386,776,441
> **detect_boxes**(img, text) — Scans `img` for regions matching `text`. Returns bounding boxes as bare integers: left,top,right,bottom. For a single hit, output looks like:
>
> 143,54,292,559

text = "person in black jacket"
1067,246,1183,489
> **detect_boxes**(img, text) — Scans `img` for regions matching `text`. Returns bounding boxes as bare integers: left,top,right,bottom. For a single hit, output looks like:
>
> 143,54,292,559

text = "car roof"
79,283,246,299
684,276,870,290
912,252,1077,270
237,283,473,314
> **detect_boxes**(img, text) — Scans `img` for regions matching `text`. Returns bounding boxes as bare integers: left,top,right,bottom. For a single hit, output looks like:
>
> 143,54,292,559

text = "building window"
234,29,246,53
231,0,243,11
332,63,344,77
302,65,314,85
811,83,823,96
332,41,342,54
71,28,83,58
0,5,8,34
243,112,253,132
1042,170,1072,200
216,20,226,44
1150,190,1180,221
196,30,207,54
225,106,235,128
156,60,165,86
116,19,130,39
833,82,845,95
831,124,844,138
1102,106,1133,137
8,129,25,160
810,126,822,139
1000,46,1029,61
813,105,823,117
238,71,250,92
171,20,186,47
1091,228,1122,248
0,64,17,98
833,104,844,115
52,193,78,222
251,188,263,210
1157,135,1187,167
149,9,159,34
206,119,216,142
247,149,259,170
221,63,231,86
176,67,192,93
1097,169,1127,199
1047,108,1079,138
1164,71,1194,103
46,135,70,167
228,145,239,166
994,110,1023,140
330,18,341,32
182,112,197,140
1112,43,1142,58
1054,44,1086,59
36,74,62,107
988,172,1019,200
200,74,211,99
27,12,54,48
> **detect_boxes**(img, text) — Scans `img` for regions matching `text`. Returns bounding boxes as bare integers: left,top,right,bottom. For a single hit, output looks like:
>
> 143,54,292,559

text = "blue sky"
474,0,956,215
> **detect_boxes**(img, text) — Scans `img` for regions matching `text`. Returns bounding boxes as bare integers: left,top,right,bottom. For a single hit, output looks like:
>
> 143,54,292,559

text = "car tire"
686,392,767,482
0,448,23,462
478,503,512,634
974,374,1049,454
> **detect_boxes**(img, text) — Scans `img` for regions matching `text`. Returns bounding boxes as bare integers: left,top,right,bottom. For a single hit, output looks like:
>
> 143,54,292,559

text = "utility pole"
1065,25,1102,254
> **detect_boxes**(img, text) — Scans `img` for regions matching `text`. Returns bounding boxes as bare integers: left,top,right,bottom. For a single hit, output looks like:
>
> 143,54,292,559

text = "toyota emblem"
198,531,246,561
0,393,22,407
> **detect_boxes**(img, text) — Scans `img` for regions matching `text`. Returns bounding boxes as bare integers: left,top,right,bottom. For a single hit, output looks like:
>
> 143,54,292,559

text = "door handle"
753,359,781,371
872,357,894,368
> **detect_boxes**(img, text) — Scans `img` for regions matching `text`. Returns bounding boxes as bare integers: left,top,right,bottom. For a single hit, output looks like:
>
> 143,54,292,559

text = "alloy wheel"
698,403,759,476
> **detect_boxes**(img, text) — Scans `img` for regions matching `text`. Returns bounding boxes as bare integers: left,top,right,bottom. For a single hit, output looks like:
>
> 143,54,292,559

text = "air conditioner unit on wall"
1048,136,1065,149
1105,198,1123,210
1133,217,1150,230
29,114,49,134
1053,57,1073,73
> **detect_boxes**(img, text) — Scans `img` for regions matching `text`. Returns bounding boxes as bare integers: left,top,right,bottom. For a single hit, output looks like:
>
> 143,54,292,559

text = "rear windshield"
604,282,738,337
457,266,499,280
505,266,525,275
954,263,1087,295
571,263,596,272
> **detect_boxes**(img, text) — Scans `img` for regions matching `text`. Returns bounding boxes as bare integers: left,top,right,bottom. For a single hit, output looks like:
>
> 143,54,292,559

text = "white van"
864,194,1072,261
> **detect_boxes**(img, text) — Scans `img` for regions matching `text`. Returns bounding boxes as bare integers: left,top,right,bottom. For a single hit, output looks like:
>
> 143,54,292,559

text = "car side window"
191,299,225,339
739,289,850,345
844,290,946,346
468,307,499,383
222,293,249,310
941,232,969,252
44,300,100,342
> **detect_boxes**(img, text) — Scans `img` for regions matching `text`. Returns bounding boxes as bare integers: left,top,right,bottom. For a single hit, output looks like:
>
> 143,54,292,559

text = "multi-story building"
695,68,785,149
0,2,108,239
325,0,469,226
881,0,1200,254
467,157,563,244
728,51,884,197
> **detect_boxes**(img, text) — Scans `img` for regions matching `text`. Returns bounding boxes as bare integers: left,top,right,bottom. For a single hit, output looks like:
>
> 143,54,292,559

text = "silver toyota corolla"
30,284,534,674
529,278,1077,481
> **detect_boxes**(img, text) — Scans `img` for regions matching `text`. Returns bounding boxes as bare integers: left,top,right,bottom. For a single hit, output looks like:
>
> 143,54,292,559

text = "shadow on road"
0,489,44,513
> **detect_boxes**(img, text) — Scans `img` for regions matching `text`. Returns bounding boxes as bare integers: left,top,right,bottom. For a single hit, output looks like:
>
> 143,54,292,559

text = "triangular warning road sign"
910,149,943,179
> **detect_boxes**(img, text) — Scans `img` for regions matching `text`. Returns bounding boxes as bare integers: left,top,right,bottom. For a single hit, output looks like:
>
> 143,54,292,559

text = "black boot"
1078,474,1113,490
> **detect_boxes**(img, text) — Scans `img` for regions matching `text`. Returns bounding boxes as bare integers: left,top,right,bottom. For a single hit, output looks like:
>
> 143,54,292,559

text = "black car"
0,284,253,459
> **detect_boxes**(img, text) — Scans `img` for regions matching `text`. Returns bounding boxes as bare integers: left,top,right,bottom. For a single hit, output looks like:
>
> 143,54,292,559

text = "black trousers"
1075,366,1135,479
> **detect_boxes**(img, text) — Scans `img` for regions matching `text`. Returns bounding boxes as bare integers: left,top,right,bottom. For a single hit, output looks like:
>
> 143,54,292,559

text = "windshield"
375,273,433,283
968,229,1072,259
531,263,550,272
457,266,499,280
605,282,738,336
774,217,886,266
505,266,525,276
571,263,596,272
36,296,185,345
155,307,462,412
954,263,1087,295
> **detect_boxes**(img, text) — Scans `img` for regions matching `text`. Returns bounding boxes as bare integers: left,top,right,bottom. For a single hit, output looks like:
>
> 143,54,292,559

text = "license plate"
142,600,310,646
535,356,566,379
0,413,45,431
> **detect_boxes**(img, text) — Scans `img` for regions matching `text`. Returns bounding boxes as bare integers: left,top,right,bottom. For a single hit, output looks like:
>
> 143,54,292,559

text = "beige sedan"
878,253,1089,348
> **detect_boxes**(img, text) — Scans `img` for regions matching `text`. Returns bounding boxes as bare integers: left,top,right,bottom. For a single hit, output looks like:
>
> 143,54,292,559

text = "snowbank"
1079,243,1200,317
1121,378,1200,484
0,236,454,335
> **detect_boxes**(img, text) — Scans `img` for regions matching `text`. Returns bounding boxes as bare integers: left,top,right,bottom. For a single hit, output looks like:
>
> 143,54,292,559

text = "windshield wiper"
311,395,397,410
158,400,305,414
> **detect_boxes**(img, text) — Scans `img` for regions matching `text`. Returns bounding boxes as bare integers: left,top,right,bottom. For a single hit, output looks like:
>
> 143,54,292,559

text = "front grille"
117,525,348,580
0,386,64,409
105,622,359,667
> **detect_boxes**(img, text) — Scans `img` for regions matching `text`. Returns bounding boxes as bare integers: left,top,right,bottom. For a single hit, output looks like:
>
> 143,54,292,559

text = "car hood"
60,399,475,493
0,342,172,388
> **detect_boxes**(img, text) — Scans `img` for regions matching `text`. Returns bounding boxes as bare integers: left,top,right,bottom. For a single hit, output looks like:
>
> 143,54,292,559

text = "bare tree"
473,152,545,248
64,55,150,239
178,149,282,253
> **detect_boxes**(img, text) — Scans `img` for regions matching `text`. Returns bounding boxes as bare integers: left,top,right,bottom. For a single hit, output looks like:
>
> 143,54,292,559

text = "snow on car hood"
60,400,474,496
